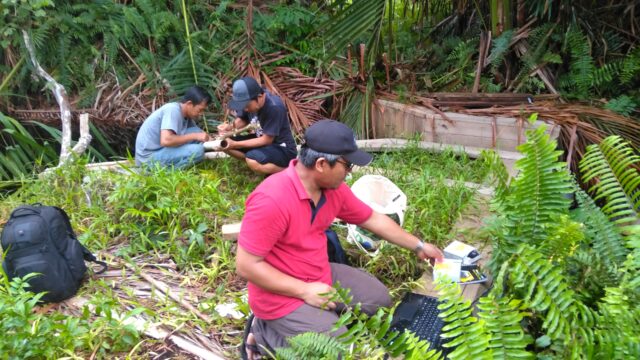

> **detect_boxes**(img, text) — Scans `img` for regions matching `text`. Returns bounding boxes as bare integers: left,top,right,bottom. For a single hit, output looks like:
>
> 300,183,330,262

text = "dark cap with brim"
229,77,263,112
303,119,373,166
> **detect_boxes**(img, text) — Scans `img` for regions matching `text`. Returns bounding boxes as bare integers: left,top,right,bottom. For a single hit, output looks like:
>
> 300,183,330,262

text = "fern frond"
508,246,578,340
566,248,621,305
476,295,534,359
276,332,346,360
595,286,640,359
490,122,573,268
620,48,640,84
436,281,491,360
564,28,595,96
591,61,622,87
572,189,629,266
540,215,584,262
488,29,514,70
579,135,640,235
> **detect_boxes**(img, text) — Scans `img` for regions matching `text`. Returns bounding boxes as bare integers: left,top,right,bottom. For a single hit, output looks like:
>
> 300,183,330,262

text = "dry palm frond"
262,67,341,135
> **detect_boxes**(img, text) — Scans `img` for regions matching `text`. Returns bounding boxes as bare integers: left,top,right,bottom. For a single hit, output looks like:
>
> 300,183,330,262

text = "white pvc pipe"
203,140,224,151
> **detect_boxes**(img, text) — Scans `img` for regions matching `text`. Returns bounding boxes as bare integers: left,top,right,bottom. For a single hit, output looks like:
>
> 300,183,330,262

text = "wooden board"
372,99,559,152
221,222,242,241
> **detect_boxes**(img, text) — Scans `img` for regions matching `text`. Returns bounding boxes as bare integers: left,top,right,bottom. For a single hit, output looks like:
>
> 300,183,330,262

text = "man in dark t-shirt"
218,77,297,174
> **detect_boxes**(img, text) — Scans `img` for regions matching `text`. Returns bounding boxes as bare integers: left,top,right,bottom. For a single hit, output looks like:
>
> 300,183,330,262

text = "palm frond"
0,114,58,181
315,0,386,64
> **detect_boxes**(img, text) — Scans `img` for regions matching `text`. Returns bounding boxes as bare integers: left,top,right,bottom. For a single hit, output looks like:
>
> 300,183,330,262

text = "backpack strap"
51,206,108,275
51,206,78,239
82,247,108,274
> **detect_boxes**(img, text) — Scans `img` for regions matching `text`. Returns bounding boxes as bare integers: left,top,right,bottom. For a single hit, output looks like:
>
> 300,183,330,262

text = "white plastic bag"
347,175,407,256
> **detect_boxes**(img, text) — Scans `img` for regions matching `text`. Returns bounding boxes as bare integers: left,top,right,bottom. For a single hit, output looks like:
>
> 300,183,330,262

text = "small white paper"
215,302,245,319
444,240,476,259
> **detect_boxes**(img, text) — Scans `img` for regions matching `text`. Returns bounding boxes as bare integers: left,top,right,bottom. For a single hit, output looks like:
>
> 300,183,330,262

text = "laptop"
390,292,447,351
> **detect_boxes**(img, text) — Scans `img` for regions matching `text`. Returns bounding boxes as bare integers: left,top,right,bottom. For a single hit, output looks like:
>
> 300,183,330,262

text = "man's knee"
246,158,274,174
183,143,205,162
246,158,261,170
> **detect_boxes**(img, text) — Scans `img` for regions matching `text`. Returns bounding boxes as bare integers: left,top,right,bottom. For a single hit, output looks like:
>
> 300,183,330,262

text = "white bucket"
347,175,407,256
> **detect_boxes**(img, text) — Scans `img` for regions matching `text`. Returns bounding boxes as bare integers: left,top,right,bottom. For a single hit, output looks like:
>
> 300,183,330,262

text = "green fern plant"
506,246,587,342
605,95,638,117
572,189,629,267
474,293,534,359
275,332,346,360
487,29,514,72
435,281,490,359
275,283,441,360
489,117,573,270
579,135,640,236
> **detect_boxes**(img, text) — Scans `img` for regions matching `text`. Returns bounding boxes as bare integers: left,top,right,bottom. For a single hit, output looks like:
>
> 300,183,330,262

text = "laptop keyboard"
391,293,446,350
409,298,445,348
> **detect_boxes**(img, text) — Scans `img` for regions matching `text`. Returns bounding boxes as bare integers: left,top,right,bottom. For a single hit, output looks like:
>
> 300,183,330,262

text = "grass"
0,145,493,358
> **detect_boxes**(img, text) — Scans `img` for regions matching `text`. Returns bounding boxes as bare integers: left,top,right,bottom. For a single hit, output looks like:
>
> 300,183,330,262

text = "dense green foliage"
0,272,143,359
0,146,488,358
279,116,640,359
3,1,638,111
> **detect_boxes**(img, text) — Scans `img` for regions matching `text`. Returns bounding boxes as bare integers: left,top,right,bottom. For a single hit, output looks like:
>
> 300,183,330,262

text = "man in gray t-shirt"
135,86,211,169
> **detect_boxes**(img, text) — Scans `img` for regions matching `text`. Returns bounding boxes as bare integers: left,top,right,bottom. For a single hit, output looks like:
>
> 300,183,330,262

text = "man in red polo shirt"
236,120,444,358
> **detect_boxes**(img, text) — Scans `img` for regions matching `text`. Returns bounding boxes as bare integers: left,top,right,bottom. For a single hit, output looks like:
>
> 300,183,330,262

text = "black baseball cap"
303,119,373,166
229,77,263,112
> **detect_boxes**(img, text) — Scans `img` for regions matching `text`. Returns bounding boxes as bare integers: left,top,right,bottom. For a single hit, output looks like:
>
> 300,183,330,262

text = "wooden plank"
222,222,242,241
375,99,555,148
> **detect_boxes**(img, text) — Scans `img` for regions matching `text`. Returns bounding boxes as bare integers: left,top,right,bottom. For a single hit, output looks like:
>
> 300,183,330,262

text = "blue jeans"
148,126,205,169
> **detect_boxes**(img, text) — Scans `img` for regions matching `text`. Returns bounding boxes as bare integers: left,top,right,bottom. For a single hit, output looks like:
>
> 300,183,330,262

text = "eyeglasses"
336,159,354,172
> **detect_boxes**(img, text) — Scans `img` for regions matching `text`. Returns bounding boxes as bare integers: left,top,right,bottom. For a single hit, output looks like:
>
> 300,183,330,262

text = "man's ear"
315,158,327,173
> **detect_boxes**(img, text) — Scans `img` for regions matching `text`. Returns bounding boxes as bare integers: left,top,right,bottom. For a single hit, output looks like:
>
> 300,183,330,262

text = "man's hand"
223,137,236,150
217,122,233,136
193,132,210,142
416,242,444,264
301,282,336,310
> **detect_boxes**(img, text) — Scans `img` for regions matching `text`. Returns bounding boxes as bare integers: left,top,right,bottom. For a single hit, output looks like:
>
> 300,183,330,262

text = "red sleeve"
238,192,288,257
336,182,373,225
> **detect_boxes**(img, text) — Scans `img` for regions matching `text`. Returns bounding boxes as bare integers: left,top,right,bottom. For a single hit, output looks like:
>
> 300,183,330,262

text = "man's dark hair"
299,146,340,168
250,87,265,101
182,85,212,105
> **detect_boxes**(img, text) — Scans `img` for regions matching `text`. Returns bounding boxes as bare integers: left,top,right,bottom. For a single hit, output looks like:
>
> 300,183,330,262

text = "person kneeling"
135,85,211,169
235,120,444,358
219,77,297,175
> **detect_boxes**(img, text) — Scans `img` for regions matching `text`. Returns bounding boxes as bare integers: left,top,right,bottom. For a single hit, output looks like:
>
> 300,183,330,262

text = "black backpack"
326,229,350,265
1,204,107,303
